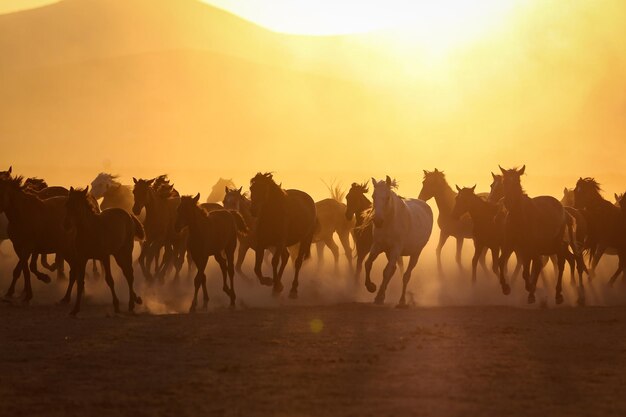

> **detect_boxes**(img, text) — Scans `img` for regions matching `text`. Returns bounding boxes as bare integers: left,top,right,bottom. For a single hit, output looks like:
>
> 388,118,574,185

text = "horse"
175,194,247,312
574,178,626,286
418,169,485,273
451,185,503,282
0,176,70,303
249,172,316,298
497,166,582,305
132,177,184,283
223,186,256,277
314,197,354,271
206,178,236,203
364,176,433,307
90,173,143,219
62,187,144,315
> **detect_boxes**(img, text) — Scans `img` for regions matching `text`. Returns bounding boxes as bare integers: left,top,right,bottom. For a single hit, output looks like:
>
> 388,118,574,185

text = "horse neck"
355,194,372,226
239,196,254,224
3,189,31,223
186,206,207,235
433,182,457,217
260,185,287,218
74,207,99,238
468,196,496,222
503,185,529,217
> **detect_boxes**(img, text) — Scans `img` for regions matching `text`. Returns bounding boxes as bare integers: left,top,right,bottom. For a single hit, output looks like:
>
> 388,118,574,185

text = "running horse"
249,173,316,298
364,176,433,307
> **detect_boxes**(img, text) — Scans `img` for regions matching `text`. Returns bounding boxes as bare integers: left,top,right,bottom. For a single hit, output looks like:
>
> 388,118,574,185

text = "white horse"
364,176,433,307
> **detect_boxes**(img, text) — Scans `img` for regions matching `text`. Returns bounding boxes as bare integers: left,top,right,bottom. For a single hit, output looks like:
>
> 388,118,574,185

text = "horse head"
371,176,397,228
132,177,154,215
345,181,369,221
451,185,477,219
418,168,446,201
175,194,200,233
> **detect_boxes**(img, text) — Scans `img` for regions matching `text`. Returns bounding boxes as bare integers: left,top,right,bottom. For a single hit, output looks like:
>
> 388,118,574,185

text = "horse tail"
229,210,248,236
131,214,145,241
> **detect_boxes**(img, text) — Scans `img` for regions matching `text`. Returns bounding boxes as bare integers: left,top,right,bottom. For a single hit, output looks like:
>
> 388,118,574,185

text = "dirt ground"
1,300,626,417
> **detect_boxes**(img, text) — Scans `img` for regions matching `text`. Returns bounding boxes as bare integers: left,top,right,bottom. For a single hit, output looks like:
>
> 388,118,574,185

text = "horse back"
285,189,317,245
404,198,434,247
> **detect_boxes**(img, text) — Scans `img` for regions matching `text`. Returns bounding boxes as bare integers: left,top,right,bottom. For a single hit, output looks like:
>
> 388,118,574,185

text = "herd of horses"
1,165,625,315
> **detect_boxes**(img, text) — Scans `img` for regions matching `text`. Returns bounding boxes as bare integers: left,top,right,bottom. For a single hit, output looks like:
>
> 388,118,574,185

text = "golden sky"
0,0,625,200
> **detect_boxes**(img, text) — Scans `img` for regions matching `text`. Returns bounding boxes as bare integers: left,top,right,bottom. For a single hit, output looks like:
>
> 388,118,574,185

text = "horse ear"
471,184,476,192
133,177,137,184
371,177,377,186
69,186,74,192
519,165,526,175
564,187,568,194
238,186,243,193
491,172,496,180
385,175,392,186
455,184,461,192
499,165,506,175
423,170,428,176
84,186,89,194
434,168,439,173
615,193,619,201
8,166,12,174
193,193,200,203
225,186,229,194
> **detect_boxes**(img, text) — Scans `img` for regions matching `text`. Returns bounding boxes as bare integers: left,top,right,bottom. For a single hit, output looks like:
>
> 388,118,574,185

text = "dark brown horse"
497,166,582,304
0,176,69,302
452,185,503,282
132,177,184,282
223,186,256,277
62,187,144,315
574,178,626,286
249,173,316,298
175,194,247,312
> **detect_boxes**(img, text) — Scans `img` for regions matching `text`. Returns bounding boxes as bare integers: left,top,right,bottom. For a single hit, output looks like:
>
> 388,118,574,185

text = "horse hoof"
273,283,284,294
502,284,511,295
395,302,408,309
289,290,298,299
577,296,586,307
259,277,273,287
374,295,385,305
69,310,79,317
189,306,197,314
57,297,70,305
555,294,564,305
135,296,143,305
527,294,536,304
365,282,377,293
38,275,52,284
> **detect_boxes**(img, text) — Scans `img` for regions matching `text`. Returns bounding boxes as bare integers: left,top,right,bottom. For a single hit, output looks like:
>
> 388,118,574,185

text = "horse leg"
316,241,324,269
564,250,576,287
324,236,340,272
186,251,195,279
455,237,464,270
114,249,141,313
101,256,120,313
608,253,625,287
398,249,423,308
289,232,313,299
591,244,606,278
5,259,24,298
527,256,543,304
189,269,205,313
69,260,87,316
55,254,66,280
497,247,512,295
29,253,51,284
215,252,231,299
354,250,365,283
374,251,399,305
253,246,272,286
226,245,236,307
20,253,33,304
471,243,482,283
435,231,449,275
59,266,76,305
555,251,566,305
235,240,249,277
364,245,383,293
40,254,56,272
271,245,285,294
338,230,353,272
277,247,290,280
478,246,489,274
490,247,500,276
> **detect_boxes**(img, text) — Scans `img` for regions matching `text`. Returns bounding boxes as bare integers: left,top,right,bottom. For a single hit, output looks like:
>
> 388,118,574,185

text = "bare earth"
1,301,626,417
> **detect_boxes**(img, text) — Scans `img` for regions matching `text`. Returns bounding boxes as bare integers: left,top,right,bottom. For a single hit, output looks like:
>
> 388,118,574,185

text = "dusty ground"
2,301,626,417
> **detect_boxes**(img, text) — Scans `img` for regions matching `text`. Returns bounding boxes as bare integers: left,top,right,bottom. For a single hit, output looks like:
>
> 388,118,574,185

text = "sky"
0,0,625,201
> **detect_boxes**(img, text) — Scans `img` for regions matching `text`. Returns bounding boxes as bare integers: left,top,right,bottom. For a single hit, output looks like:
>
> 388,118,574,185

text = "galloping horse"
249,173,316,298
452,185,502,282
62,187,144,315
497,166,582,304
223,186,256,277
314,197,354,271
364,176,433,307
175,194,247,312
574,178,626,285
418,169,483,273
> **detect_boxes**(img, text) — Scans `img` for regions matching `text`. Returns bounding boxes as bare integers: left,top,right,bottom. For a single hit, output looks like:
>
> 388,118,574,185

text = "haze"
0,0,624,200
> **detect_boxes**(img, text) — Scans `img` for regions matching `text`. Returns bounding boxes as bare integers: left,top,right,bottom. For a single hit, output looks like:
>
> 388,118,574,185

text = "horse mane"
322,179,346,202
350,182,369,194
72,188,100,214
3,175,25,190
181,195,210,218
152,175,171,189
250,172,286,196
95,172,119,181
24,177,48,191
577,177,602,194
